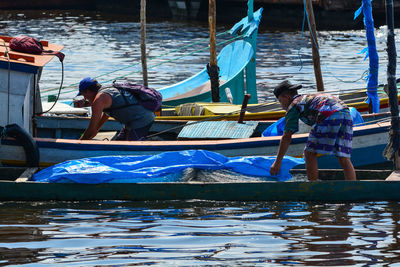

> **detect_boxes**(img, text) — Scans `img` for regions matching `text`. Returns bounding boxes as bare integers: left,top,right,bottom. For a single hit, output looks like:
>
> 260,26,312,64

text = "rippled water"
1,9,400,266
1,201,400,266
1,9,400,103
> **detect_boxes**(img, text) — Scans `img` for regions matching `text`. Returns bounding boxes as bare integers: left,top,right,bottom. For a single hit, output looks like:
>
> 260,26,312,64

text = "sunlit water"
1,9,399,103
1,201,400,266
1,9,400,266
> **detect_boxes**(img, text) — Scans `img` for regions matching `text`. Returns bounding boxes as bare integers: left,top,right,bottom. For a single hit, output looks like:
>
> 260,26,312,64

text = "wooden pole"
238,94,251,123
304,0,324,91
209,0,217,67
140,0,148,87
385,0,400,169
208,0,220,102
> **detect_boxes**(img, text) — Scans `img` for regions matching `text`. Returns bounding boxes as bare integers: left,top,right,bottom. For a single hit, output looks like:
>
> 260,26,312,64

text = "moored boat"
0,166,398,202
0,112,391,168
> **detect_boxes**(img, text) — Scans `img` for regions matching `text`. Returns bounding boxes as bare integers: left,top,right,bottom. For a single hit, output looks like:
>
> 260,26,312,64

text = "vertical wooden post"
385,0,399,169
208,0,220,102
304,0,324,91
140,0,148,87
209,0,217,67
238,94,251,123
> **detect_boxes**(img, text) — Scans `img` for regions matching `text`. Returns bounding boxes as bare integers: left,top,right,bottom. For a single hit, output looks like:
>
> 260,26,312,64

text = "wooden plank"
15,167,38,182
0,51,35,63
178,121,259,139
2,180,400,201
385,170,400,181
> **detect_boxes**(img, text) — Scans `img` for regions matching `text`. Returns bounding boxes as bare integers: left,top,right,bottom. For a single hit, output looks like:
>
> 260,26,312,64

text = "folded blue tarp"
33,150,304,184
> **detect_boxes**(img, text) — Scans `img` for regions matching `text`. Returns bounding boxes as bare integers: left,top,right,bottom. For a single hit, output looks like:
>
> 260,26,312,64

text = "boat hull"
0,121,391,168
0,179,399,202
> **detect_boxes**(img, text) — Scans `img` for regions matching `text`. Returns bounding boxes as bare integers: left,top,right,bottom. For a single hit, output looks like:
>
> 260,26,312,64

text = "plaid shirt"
284,93,348,133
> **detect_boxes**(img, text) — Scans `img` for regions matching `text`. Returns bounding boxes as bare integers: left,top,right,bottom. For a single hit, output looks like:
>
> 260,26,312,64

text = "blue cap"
77,77,97,96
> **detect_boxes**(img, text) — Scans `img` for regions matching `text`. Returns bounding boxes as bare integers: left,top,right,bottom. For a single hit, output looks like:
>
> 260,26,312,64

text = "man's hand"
270,160,281,176
269,131,293,176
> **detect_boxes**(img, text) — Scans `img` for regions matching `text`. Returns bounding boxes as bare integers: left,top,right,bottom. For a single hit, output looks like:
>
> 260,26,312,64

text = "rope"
38,61,64,114
1,40,11,125
41,29,238,96
297,6,306,71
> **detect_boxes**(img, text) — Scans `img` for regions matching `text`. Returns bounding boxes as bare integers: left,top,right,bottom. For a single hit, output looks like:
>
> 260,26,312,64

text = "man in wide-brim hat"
269,80,356,181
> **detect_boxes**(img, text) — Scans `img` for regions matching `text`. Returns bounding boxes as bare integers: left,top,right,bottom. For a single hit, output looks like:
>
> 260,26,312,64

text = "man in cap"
75,77,155,141
269,80,356,181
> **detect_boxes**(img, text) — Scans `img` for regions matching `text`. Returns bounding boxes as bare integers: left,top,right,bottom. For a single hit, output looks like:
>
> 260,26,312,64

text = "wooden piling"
140,0,148,87
208,0,220,102
304,0,324,91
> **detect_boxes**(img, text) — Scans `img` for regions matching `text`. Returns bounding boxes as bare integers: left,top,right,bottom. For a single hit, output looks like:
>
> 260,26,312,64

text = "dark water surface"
1,9,400,266
1,201,400,266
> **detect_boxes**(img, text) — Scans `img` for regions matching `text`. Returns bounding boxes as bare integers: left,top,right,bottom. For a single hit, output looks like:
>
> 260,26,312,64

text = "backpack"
9,36,65,62
112,80,162,112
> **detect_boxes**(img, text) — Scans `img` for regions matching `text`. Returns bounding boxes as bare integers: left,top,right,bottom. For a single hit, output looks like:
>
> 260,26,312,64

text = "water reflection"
0,202,49,266
1,201,400,265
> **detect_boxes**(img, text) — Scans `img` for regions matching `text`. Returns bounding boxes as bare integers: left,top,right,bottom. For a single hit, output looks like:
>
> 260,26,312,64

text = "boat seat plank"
16,167,38,182
93,131,117,141
178,121,259,139
385,170,400,181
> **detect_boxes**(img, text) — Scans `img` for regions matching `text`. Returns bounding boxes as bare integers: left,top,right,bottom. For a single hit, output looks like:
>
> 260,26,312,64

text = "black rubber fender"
1,124,40,167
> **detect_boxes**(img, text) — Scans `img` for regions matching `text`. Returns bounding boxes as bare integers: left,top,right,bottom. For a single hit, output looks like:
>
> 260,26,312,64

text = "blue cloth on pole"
32,150,305,183
354,0,380,113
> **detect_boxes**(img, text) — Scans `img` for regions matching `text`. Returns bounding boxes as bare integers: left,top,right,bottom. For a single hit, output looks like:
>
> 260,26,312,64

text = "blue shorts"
305,109,353,158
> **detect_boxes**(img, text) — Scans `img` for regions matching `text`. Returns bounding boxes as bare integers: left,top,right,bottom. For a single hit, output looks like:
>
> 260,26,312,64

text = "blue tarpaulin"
33,150,305,183
354,0,380,113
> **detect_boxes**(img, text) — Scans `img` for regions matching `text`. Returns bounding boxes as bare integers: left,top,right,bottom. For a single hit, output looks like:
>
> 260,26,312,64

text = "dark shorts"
115,122,153,141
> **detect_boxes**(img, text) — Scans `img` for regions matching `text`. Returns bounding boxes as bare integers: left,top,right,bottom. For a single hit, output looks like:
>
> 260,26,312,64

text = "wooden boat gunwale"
0,118,391,169
0,167,398,202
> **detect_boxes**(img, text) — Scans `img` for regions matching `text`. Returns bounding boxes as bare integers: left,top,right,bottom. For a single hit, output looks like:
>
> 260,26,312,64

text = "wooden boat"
0,0,394,174
146,4,261,106
34,83,396,141
1,166,399,202
38,1,262,107
156,84,400,121
0,112,391,168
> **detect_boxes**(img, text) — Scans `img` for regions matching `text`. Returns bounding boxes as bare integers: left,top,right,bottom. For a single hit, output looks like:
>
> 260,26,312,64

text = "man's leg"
338,156,356,180
304,150,319,181
114,126,128,140
126,123,153,141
